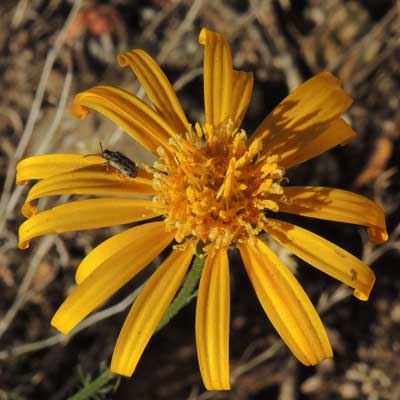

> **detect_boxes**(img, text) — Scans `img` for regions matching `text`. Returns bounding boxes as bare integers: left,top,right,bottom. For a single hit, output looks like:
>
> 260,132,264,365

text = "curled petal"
118,49,189,134
111,246,194,376
199,28,233,126
196,247,230,390
264,218,376,301
21,166,154,218
278,186,387,244
72,86,175,153
18,198,164,249
51,221,174,334
239,239,332,365
16,154,105,185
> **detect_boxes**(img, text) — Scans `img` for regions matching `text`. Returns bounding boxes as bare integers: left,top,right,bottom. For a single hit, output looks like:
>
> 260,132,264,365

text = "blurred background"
0,0,399,399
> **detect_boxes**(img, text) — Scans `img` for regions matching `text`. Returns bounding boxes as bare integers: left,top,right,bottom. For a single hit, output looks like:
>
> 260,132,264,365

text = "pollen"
152,119,286,250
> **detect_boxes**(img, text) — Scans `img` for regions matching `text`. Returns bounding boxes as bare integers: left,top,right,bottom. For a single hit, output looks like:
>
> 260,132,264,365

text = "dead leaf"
354,121,398,187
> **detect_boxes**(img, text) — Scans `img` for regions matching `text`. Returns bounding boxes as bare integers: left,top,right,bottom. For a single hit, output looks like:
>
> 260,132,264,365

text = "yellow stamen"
153,120,286,250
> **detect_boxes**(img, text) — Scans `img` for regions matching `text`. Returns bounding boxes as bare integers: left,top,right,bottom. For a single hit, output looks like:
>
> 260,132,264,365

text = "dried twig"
5,56,74,221
251,0,303,90
173,67,203,92
328,5,397,74
0,0,83,232
278,359,298,400
230,341,283,383
0,236,55,338
0,283,143,360
157,0,204,64
140,0,183,42
354,126,397,187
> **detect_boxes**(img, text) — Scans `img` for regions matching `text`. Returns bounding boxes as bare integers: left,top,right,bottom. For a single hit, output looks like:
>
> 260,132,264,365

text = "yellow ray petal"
111,246,194,376
252,72,352,144
196,247,230,390
277,186,387,244
231,70,254,129
118,49,189,134
239,239,332,365
51,221,174,334
18,198,164,249
22,166,154,218
72,86,175,153
199,28,233,126
278,118,356,169
75,220,169,284
16,154,105,185
251,73,354,167
264,218,376,301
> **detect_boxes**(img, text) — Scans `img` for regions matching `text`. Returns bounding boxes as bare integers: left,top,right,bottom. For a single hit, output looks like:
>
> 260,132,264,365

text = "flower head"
17,28,387,390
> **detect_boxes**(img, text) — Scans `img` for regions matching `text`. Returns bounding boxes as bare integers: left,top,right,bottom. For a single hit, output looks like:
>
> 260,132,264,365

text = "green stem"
157,255,204,331
68,369,116,400
69,255,204,399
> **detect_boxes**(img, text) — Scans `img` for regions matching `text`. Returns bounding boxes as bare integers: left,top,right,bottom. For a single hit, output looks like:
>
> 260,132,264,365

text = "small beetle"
86,143,138,178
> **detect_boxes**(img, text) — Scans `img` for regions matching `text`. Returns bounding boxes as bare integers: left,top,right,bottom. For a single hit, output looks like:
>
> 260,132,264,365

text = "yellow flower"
17,28,387,390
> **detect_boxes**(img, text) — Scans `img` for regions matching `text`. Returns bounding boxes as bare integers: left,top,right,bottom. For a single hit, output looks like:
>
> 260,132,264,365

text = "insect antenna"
83,142,104,158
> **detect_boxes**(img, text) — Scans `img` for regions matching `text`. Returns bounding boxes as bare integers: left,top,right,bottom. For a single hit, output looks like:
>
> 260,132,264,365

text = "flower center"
152,120,285,250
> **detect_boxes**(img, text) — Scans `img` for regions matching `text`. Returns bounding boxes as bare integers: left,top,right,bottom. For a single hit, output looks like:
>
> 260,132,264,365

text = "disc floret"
153,120,286,249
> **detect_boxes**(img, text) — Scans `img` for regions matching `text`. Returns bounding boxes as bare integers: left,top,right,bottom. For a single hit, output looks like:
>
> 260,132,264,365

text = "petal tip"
353,284,374,301
354,289,369,301
18,240,30,250
75,272,84,285
22,202,37,218
310,353,334,366
368,227,388,244
318,71,341,86
205,383,231,391
199,28,208,45
340,134,356,146
110,357,134,377
71,95,89,119
16,179,28,186
50,313,72,335
75,265,89,284
354,272,375,301
117,52,129,67
16,160,29,185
